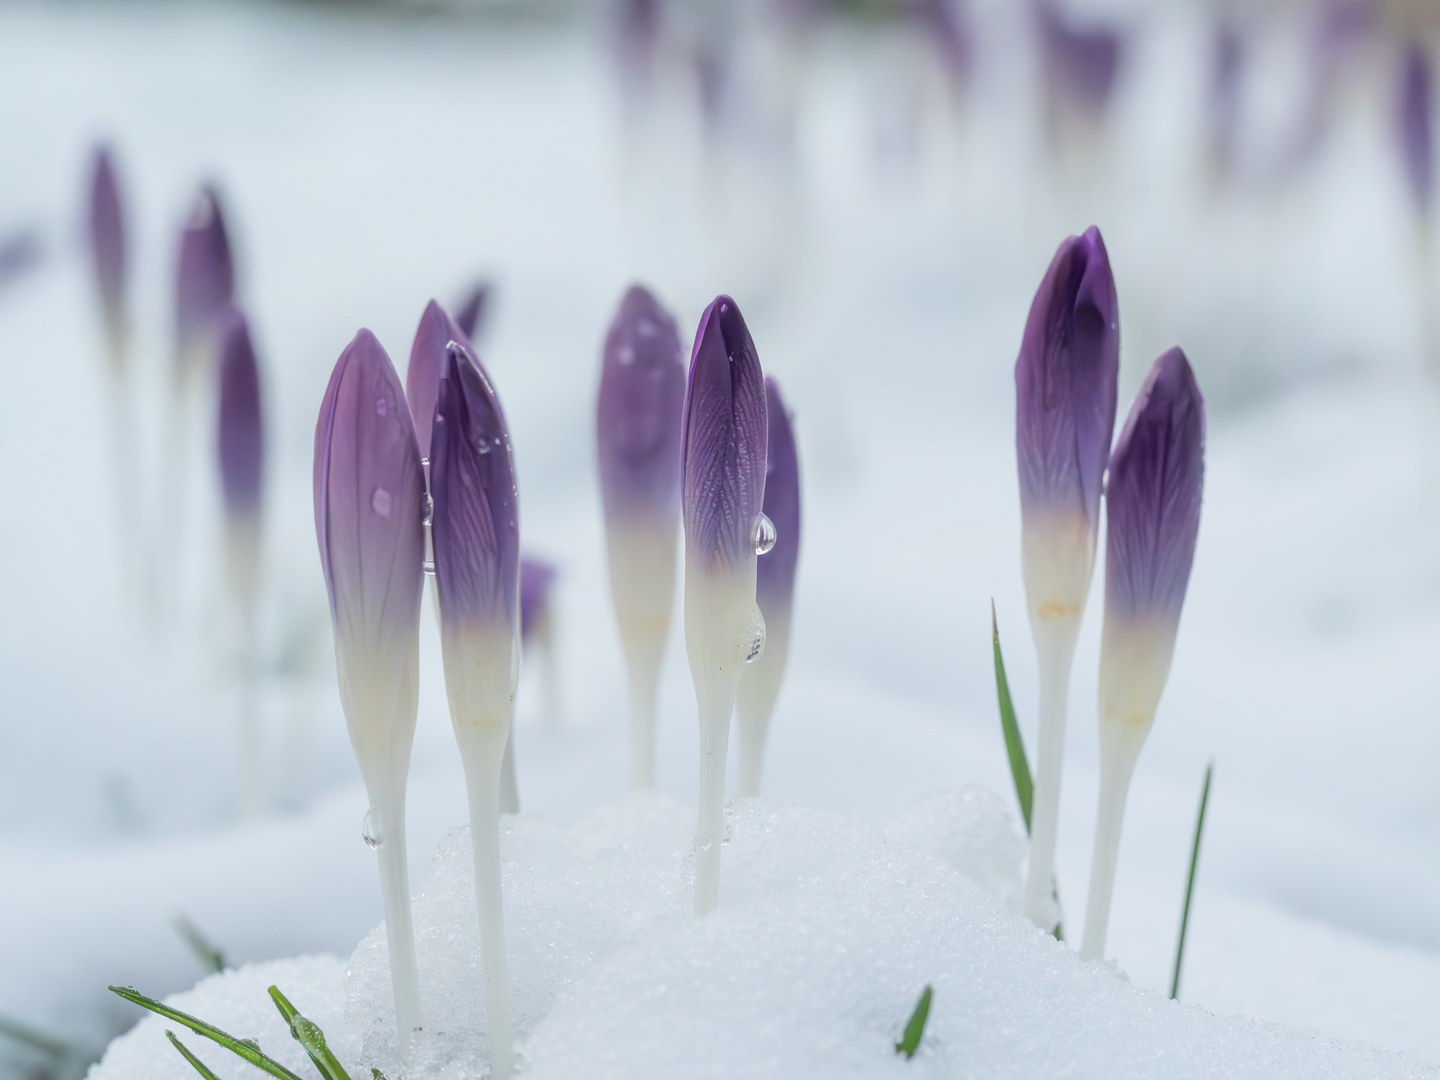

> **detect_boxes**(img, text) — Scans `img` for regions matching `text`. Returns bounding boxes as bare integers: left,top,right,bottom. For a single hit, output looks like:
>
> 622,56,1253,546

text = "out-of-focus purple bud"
1081,346,1204,963
1207,17,1244,179
175,184,235,373
1102,347,1205,638
431,342,520,640
520,557,557,644
217,307,263,522
1016,227,1119,589
1399,40,1434,215
1037,0,1123,131
598,285,687,523
736,376,801,797
454,281,492,344
1016,226,1118,931
912,0,972,90
405,299,472,465
682,295,769,576
615,0,663,98
0,230,42,293
87,145,126,324
312,327,427,1044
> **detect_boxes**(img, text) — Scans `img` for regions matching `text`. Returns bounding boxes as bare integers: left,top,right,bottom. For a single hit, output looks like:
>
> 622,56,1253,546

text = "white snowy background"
2,0,1440,1075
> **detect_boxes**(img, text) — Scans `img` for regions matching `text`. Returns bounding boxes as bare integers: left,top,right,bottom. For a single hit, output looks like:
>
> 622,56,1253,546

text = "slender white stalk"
498,730,519,816
1079,751,1138,960
371,795,424,1055
606,519,677,789
237,593,262,818
735,606,790,798
1021,617,1081,929
684,565,755,916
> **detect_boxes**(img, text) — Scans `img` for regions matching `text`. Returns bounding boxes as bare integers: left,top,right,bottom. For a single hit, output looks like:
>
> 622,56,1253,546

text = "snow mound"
91,792,1436,1080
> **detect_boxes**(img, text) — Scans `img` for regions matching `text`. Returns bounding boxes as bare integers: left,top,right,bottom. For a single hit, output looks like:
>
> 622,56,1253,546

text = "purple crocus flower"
428,337,520,1080
682,294,768,916
597,284,686,790
520,556,557,644
736,376,800,797
86,145,126,347
1015,226,1119,931
216,307,263,525
175,184,235,378
1080,346,1205,963
405,299,472,466
1398,40,1434,217
1036,0,1123,141
312,328,426,1048
454,281,492,343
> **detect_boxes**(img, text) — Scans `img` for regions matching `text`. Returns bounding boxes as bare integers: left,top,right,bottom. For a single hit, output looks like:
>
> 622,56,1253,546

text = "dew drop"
618,345,636,365
751,512,777,555
423,559,436,576
362,809,382,849
744,604,766,664
375,398,388,417
371,487,393,518
422,491,434,528
637,318,657,338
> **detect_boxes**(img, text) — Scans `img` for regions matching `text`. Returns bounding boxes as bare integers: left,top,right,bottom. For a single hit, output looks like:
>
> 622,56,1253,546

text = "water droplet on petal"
375,398,388,417
371,488,392,518
362,809,382,849
744,604,766,664
618,345,636,365
751,512,777,555
423,559,436,576
422,492,434,528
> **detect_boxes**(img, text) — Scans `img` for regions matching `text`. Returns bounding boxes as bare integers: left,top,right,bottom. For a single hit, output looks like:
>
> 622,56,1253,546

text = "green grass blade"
1170,762,1214,1000
174,916,227,974
108,986,306,1080
268,986,351,1080
0,1015,76,1059
991,602,1033,831
893,985,932,1060
166,1031,227,1080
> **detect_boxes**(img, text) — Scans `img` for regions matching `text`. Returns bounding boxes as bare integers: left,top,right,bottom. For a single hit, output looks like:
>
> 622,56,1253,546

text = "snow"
0,0,1438,1074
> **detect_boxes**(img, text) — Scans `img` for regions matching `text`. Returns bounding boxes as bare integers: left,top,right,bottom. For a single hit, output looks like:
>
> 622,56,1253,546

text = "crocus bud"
312,328,426,1050
1080,346,1205,962
175,184,235,381
682,294,768,916
520,556,557,645
736,376,800,797
1016,226,1120,931
454,281,492,343
86,144,127,361
216,306,263,598
1399,40,1434,217
429,339,520,1080
597,284,686,789
405,299,472,468
1037,0,1123,145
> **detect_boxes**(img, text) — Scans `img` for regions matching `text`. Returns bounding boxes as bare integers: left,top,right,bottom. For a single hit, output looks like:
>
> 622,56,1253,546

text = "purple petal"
681,295,768,573
430,341,520,632
756,377,800,609
175,184,235,353
405,299,472,463
86,144,126,317
520,556,558,642
313,329,426,662
453,281,491,343
1399,40,1433,214
597,284,686,522
216,306,263,517
1015,226,1120,534
1104,347,1205,624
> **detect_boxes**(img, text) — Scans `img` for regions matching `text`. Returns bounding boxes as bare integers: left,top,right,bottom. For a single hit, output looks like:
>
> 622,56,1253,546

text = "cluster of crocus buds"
597,285,686,789
315,307,521,1077
681,294,770,916
1016,226,1119,932
736,377,800,797
1013,226,1206,961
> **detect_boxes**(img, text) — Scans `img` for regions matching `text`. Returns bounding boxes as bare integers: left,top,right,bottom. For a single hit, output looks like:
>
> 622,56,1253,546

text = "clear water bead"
371,487,392,518
362,809,382,849
744,605,767,664
751,512,777,555
375,397,388,417
422,492,434,528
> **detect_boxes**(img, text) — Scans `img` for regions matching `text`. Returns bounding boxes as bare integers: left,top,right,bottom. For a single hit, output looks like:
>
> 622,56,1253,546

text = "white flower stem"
735,608,790,798
1080,748,1140,961
607,520,677,790
628,655,659,790
1023,624,1079,929
498,730,519,815
460,733,515,1080
237,593,262,818
373,796,424,1056
693,698,731,916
